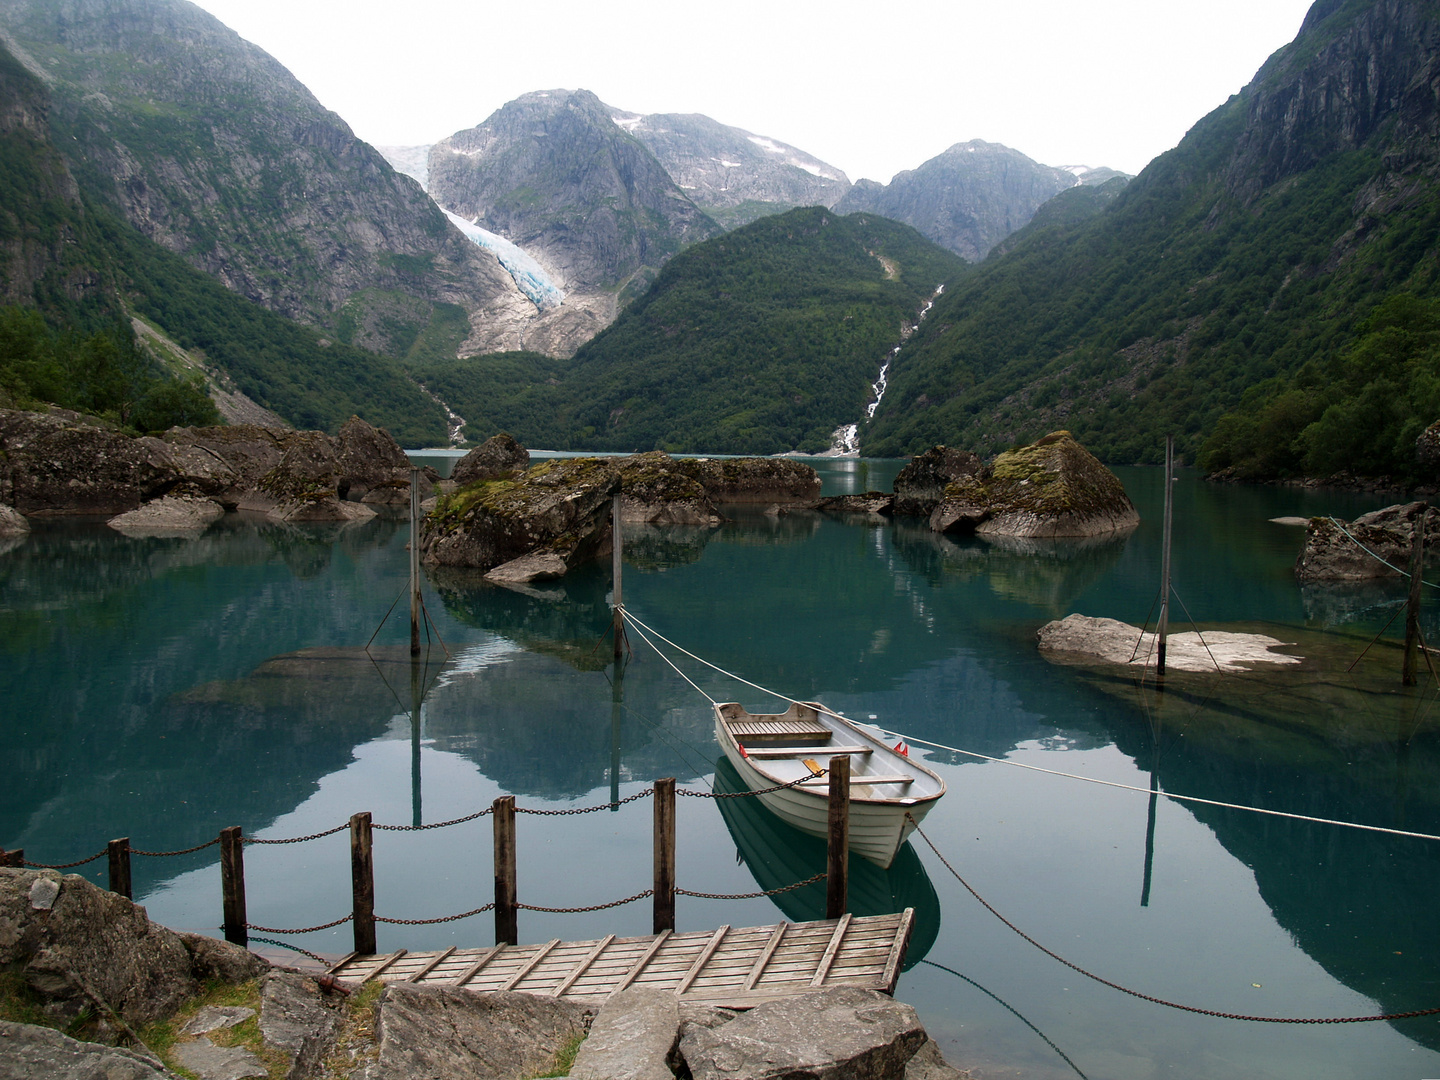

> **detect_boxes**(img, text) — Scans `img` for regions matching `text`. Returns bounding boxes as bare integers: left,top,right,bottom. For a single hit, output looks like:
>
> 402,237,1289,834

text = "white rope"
1327,516,1440,588
620,609,717,706
619,606,1440,844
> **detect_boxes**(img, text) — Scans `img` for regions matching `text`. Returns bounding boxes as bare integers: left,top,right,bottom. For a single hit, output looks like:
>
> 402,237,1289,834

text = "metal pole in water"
1156,436,1174,677
1403,506,1427,686
409,467,422,657
612,493,624,663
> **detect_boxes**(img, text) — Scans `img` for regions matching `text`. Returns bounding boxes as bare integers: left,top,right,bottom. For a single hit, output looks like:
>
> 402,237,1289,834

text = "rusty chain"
677,769,826,799
20,849,108,870
245,823,349,845
516,789,653,816
676,871,828,901
375,807,494,831
248,936,336,966
375,904,495,925
132,838,221,857
246,914,353,935
516,889,654,913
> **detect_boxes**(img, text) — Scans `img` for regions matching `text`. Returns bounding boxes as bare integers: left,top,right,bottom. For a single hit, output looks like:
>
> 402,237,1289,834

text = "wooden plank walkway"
328,910,914,1009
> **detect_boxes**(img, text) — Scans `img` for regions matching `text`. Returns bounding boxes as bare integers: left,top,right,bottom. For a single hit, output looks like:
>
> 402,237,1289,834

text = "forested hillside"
863,0,1440,475
414,209,967,453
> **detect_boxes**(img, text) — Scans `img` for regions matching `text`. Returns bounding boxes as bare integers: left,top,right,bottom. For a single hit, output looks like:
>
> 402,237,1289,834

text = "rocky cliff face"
429,90,723,305
0,0,544,358
610,108,851,229
835,140,1124,261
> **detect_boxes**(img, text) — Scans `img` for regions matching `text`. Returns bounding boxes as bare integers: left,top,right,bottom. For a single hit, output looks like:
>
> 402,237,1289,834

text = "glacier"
442,210,565,312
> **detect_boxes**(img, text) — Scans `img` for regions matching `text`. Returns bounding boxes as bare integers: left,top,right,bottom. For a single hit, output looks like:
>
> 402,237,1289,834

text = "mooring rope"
1326,516,1440,587
908,816,1440,1025
619,607,1440,843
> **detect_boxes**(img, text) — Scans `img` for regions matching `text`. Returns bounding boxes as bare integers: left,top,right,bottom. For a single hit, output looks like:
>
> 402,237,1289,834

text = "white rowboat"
713,701,946,869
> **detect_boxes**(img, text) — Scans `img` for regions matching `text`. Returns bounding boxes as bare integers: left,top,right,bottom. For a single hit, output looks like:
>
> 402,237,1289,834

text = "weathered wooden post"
653,778,676,933
108,837,132,900
1403,507,1427,686
220,827,247,947
350,812,376,955
410,467,422,657
826,755,850,919
493,795,517,946
0,848,23,867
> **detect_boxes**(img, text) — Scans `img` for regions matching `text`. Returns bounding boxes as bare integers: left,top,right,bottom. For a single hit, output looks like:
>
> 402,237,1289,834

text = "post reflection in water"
2,463,1440,1079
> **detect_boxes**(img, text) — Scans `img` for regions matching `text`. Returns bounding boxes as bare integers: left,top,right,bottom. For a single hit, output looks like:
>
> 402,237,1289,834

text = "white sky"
190,0,1318,183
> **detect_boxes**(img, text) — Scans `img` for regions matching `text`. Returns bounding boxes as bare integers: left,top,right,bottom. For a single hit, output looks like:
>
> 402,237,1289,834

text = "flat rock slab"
172,1037,267,1080
107,494,225,533
570,988,679,1080
0,1020,177,1079
181,1006,255,1036
259,971,341,1077
1037,614,1302,673
678,987,926,1080
370,985,594,1080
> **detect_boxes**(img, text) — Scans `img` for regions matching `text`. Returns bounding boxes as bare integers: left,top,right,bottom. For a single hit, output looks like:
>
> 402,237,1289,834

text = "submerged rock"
1295,501,1439,580
1037,613,1301,673
421,456,620,573
107,495,225,534
932,431,1138,538
451,432,530,486
816,491,895,516
0,503,30,535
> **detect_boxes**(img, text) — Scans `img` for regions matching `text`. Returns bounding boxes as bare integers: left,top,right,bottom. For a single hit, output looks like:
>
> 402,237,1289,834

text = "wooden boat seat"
726,718,832,743
742,745,873,759
797,774,914,786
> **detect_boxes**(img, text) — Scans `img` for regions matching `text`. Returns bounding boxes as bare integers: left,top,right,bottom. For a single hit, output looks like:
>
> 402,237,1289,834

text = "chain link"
21,849,108,870
249,936,336,966
516,789,653,816
676,871,827,900
246,914,353,934
245,823,350,845
375,807,495,831
375,904,495,925
132,838,221,857
516,889,653,913
677,769,826,800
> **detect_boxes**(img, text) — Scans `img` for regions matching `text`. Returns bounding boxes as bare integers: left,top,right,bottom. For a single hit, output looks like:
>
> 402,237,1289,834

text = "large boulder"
616,452,723,525
0,1021,177,1079
335,415,413,504
1295,501,1439,580
677,987,927,1080
451,433,530,486
569,988,678,1080
368,985,594,1080
931,431,1138,538
0,503,29,535
164,424,286,506
0,868,197,1028
682,457,821,505
106,495,225,535
0,409,179,515
892,447,987,518
420,457,621,576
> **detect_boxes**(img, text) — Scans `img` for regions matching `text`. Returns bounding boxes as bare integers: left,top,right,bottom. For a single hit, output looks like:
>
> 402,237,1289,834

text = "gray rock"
369,985,593,1080
616,452,724,524
258,971,341,1079
177,932,271,985
1295,501,1439,580
684,457,821,505
484,550,571,584
0,409,179,515
171,1037,267,1080
451,432,530,486
903,1037,969,1080
0,868,197,1028
0,1020,178,1079
570,988,678,1080
816,491,895,516
107,494,225,534
0,504,29,536
180,1006,255,1036
28,876,59,910
678,987,926,1080
334,415,412,500
267,496,377,524
892,447,987,518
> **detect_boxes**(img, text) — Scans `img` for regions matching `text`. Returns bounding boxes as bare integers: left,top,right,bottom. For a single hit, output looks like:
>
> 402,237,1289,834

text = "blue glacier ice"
443,210,565,311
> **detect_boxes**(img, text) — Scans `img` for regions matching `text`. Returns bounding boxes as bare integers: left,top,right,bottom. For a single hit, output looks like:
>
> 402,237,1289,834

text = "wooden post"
410,467,422,657
0,848,23,867
826,755,850,919
1404,507,1427,686
350,812,376,955
1156,435,1175,677
220,827,247,947
108,837,132,900
653,778,676,933
612,494,624,662
493,796,517,946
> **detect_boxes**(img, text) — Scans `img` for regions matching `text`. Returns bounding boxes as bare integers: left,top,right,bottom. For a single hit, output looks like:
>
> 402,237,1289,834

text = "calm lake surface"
5,461,1440,1080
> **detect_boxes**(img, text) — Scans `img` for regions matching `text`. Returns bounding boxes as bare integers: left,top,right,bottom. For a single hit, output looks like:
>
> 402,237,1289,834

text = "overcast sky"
191,0,1317,184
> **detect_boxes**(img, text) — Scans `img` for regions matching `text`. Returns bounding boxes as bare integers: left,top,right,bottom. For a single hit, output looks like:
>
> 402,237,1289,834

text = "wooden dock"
328,910,914,1009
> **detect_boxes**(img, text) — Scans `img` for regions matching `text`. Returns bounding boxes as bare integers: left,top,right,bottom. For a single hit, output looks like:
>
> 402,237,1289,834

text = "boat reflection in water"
712,757,940,970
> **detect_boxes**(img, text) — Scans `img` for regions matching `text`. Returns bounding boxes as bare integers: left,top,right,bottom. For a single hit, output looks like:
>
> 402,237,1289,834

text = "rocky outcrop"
817,492,895,515
421,456,620,577
335,415,413,504
1417,419,1440,478
678,987,928,1080
106,495,225,534
615,452,723,525
0,410,178,515
450,432,530,486
929,432,1138,538
1295,501,1439,580
680,457,821,505
0,1021,177,1079
567,988,677,1080
0,502,30,535
368,985,594,1080
892,447,987,518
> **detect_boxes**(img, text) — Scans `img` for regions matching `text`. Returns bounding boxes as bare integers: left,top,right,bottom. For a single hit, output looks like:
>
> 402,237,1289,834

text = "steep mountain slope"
414,208,966,454
0,0,547,361
834,140,1125,261
428,90,723,315
864,0,1440,466
610,108,851,229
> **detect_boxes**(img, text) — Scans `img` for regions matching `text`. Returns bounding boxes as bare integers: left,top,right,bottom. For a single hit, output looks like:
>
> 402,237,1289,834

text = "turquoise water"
4,465,1439,1079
